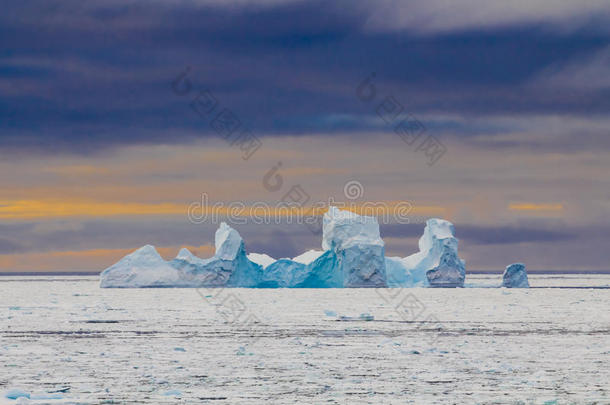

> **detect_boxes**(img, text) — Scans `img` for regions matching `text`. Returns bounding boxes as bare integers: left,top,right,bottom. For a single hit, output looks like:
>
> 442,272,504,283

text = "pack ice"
100,207,468,288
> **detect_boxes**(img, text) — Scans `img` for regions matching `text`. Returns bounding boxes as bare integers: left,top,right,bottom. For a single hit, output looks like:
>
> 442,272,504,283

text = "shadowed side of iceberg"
255,248,342,288
502,263,530,288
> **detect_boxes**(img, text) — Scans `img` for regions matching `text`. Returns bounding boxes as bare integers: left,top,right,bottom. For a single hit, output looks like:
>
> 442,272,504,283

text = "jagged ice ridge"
100,206,525,288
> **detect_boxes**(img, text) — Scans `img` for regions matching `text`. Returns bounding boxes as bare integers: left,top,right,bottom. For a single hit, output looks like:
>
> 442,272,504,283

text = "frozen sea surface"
1,275,609,404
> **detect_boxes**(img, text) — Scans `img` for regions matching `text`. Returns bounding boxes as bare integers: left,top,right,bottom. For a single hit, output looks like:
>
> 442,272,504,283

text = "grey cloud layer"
1,0,609,153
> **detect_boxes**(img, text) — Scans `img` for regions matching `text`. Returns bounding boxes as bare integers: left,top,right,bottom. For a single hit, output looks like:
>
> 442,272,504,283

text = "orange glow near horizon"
0,199,447,220
0,245,216,272
508,203,564,212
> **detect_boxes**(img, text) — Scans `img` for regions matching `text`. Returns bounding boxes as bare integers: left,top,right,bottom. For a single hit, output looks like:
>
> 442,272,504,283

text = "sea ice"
4,388,30,400
502,263,530,288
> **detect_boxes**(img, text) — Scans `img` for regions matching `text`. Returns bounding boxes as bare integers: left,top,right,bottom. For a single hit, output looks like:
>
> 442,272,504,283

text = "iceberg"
252,251,342,288
385,256,427,287
296,249,342,288
259,259,306,288
101,222,262,288
99,206,469,289
100,245,182,288
253,207,385,288
502,263,530,288
292,249,324,264
168,222,262,287
322,207,387,287
247,253,276,268
386,218,465,288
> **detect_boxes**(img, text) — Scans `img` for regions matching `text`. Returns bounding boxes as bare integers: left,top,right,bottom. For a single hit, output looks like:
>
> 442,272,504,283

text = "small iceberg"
502,263,530,288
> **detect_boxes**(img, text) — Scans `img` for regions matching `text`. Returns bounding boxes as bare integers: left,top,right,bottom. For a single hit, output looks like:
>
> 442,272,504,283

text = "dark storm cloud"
1,0,610,154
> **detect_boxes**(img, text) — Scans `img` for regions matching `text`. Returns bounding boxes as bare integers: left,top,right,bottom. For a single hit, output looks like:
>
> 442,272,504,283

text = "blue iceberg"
385,218,465,288
100,207,469,288
253,207,384,288
321,206,386,287
502,263,530,288
101,222,262,288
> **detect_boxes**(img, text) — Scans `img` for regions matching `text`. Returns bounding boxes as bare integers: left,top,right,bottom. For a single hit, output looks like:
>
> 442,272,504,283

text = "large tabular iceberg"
502,263,530,288
100,206,471,288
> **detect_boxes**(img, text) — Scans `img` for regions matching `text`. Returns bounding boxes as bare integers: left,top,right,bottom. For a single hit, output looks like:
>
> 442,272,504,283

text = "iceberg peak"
419,218,457,253
386,218,465,288
133,244,162,257
99,244,180,288
175,247,195,261
215,222,244,260
322,206,383,251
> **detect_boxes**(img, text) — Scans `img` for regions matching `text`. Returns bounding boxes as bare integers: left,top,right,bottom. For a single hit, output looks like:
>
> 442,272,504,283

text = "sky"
1,0,609,272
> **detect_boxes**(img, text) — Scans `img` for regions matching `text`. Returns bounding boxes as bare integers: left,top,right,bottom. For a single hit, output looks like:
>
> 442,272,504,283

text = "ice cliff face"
385,256,428,287
322,207,387,287
502,263,530,288
100,207,472,289
386,218,465,288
